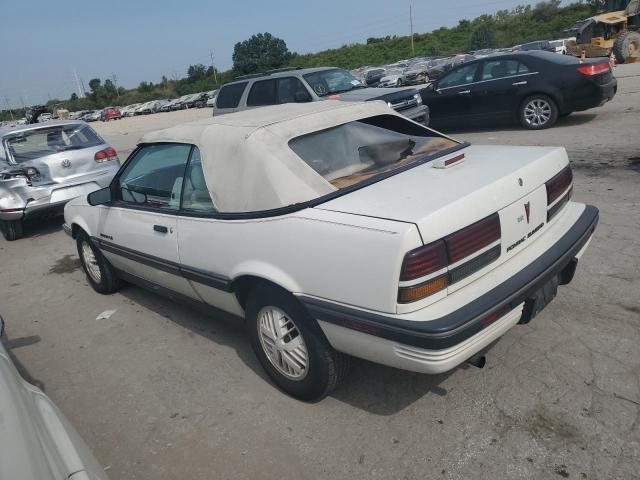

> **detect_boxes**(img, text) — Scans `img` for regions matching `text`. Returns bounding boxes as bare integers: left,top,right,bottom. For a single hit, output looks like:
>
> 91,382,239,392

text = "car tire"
76,231,121,294
0,220,24,241
613,31,640,64
246,285,349,401
397,79,403,86
519,94,558,130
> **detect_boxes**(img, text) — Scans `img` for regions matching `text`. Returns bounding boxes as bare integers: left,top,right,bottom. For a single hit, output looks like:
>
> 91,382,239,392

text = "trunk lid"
316,144,567,260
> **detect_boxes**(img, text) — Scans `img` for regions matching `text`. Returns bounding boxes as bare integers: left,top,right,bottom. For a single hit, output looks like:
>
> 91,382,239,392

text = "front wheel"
0,220,23,241
77,232,121,294
246,285,349,401
519,94,558,130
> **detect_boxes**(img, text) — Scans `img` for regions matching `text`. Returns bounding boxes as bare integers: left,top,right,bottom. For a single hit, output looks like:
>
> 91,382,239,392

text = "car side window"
181,147,216,213
481,60,519,80
216,82,248,109
517,62,530,74
116,144,191,211
247,79,278,106
277,77,311,103
438,63,479,89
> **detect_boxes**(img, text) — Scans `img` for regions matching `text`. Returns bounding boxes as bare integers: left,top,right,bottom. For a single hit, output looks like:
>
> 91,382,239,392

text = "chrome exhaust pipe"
466,354,486,369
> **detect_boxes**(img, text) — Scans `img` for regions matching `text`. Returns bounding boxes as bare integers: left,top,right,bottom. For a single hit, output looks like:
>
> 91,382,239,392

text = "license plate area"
520,275,559,324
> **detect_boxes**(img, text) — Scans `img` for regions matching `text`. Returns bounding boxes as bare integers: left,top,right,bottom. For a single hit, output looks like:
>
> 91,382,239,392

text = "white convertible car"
63,101,597,400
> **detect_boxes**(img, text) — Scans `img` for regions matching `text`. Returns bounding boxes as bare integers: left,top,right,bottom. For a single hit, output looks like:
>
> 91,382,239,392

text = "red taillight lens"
546,166,573,205
577,63,610,76
95,147,118,163
400,240,447,281
445,214,501,264
94,150,107,162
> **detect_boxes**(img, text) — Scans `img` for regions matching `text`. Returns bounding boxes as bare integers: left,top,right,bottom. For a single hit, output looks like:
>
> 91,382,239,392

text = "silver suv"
0,121,119,240
213,67,430,125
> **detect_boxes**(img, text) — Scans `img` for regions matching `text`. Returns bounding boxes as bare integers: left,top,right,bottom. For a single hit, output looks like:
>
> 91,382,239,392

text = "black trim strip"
95,238,233,292
448,244,501,285
300,205,599,350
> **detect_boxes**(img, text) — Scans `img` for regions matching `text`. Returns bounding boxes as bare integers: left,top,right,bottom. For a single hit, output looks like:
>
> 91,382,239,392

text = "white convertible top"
140,101,398,213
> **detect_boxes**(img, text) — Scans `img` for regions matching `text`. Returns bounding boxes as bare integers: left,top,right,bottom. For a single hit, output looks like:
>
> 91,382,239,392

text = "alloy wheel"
81,241,102,283
257,306,308,380
524,98,552,127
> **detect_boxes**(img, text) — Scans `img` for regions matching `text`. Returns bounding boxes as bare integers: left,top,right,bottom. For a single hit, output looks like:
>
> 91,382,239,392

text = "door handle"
458,90,471,95
153,225,168,234
512,81,528,86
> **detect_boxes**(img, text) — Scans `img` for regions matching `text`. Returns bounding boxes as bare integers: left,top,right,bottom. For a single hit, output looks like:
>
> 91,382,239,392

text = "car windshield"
289,114,460,189
303,69,366,97
549,40,563,47
4,124,103,163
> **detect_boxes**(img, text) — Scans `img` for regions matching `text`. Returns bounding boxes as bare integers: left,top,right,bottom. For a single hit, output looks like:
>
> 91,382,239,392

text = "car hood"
0,341,108,480
332,86,417,102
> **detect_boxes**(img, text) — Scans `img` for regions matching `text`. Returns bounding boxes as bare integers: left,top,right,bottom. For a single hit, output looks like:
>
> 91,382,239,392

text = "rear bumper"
302,204,598,373
566,77,617,112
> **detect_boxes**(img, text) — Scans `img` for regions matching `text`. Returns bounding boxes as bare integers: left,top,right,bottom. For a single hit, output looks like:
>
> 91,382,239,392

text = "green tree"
232,32,291,75
469,24,495,50
137,81,154,93
187,64,207,81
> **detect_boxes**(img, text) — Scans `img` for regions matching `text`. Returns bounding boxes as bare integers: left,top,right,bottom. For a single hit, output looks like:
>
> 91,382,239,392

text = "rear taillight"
400,241,447,281
577,63,610,76
546,165,573,205
546,165,573,221
445,214,501,264
94,147,119,163
399,213,501,303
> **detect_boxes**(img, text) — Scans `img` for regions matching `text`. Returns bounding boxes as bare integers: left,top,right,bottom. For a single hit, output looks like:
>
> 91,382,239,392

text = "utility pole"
210,50,218,84
111,74,120,98
410,4,415,55
4,96,14,120
74,69,85,98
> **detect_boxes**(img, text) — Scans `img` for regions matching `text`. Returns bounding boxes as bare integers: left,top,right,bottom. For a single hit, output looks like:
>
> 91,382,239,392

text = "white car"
63,101,598,400
0,317,109,479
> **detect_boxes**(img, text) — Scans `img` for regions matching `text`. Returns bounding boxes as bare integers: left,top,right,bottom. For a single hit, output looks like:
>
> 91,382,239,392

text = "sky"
1,0,550,107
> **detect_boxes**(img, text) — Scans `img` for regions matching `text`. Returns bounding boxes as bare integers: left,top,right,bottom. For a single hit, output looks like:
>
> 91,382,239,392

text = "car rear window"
216,82,248,108
289,115,460,189
4,124,103,163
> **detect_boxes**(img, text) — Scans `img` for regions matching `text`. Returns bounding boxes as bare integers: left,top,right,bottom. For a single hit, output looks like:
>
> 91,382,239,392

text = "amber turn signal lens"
398,275,448,303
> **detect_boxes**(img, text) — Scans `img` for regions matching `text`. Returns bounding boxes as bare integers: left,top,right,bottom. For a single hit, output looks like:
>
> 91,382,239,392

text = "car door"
96,143,199,299
175,147,244,316
424,62,480,125
472,59,530,120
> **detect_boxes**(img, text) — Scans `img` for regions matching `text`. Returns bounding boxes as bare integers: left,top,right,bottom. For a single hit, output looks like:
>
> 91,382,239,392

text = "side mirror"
87,186,112,206
294,91,311,103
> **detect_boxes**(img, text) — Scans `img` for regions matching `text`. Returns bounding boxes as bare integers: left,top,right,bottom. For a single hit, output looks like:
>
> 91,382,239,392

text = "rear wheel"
76,231,121,294
519,94,558,130
246,285,349,401
0,220,23,241
613,31,640,64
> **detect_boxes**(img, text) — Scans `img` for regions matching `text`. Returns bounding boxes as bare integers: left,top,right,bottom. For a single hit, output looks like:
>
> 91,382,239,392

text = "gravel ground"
1,63,638,480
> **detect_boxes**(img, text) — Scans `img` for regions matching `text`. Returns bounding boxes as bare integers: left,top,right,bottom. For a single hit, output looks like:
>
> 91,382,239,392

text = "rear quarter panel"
177,208,423,314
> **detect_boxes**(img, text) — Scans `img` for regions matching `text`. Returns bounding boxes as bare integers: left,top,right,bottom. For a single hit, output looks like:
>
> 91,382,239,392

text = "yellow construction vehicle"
567,0,640,63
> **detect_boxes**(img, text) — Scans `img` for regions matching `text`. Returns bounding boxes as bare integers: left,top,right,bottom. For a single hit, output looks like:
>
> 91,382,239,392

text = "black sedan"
421,51,617,130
